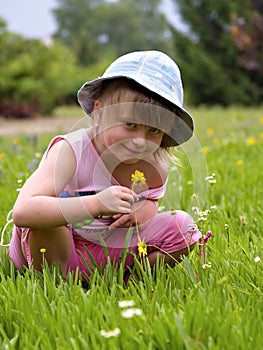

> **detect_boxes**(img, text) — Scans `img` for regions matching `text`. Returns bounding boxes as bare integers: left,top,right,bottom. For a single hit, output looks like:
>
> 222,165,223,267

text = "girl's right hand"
96,186,139,215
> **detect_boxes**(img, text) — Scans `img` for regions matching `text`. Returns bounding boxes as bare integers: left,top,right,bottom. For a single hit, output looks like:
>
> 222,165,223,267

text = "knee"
173,210,195,233
27,226,72,265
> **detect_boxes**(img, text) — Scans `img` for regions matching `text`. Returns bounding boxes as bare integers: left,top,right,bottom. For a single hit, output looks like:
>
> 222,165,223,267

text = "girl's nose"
131,129,147,147
132,136,146,148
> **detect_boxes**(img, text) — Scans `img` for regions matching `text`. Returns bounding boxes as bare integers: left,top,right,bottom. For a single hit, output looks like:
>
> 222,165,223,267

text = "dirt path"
0,116,82,136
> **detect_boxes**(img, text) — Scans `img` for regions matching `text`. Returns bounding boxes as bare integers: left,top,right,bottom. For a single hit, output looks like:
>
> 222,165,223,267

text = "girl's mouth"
122,144,145,156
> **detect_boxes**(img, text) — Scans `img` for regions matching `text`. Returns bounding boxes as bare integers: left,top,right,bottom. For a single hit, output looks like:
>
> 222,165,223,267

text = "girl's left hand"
109,200,158,229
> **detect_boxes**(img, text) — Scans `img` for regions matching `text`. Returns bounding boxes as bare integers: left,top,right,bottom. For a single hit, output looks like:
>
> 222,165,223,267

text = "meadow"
0,106,262,349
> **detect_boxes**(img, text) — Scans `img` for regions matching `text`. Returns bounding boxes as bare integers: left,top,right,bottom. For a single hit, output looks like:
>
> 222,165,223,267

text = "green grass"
0,106,263,349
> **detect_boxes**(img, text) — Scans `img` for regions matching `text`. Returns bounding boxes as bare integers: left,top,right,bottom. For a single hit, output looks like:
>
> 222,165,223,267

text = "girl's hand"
96,186,139,215
109,200,158,229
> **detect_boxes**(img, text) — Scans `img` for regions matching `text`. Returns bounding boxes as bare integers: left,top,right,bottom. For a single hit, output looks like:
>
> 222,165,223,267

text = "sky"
0,0,57,38
0,0,185,39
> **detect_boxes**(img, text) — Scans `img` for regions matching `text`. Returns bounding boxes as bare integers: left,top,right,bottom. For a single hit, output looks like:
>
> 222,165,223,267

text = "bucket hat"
78,50,194,145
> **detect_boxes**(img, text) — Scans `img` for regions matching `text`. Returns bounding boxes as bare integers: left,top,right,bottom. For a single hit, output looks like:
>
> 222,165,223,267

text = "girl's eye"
150,128,161,134
125,122,137,128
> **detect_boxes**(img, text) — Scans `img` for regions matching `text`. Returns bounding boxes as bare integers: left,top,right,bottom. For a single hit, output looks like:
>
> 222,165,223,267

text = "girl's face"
94,106,164,164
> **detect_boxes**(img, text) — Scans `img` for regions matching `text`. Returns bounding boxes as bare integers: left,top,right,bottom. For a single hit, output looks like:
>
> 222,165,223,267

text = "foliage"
52,0,173,66
0,106,263,348
230,0,263,74
0,26,80,118
170,0,262,105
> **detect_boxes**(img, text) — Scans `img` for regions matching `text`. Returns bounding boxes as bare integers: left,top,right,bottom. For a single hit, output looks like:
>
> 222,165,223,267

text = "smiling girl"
9,50,201,280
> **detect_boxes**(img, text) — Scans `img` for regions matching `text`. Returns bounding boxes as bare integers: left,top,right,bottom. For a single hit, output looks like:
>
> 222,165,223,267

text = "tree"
230,0,263,75
52,0,173,66
0,23,81,118
169,0,262,105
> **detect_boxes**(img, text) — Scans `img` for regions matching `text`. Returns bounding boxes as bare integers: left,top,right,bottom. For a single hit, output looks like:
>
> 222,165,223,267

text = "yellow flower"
260,132,263,139
0,153,5,159
236,159,243,166
202,146,209,155
247,137,256,145
259,116,263,124
131,170,146,186
40,248,46,253
13,138,19,145
207,128,214,136
138,238,147,257
213,138,220,145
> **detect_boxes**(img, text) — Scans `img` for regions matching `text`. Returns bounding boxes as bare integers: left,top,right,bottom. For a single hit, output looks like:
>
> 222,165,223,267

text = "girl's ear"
93,100,102,124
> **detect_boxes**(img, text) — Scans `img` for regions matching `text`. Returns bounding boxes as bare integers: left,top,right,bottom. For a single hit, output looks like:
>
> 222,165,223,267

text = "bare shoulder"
40,138,76,170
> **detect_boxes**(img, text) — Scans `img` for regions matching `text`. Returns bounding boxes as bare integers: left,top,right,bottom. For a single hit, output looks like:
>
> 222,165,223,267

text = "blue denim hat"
78,50,194,145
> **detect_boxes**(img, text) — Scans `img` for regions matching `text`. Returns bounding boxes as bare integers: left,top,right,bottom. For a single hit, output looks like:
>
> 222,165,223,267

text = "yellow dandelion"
213,138,220,145
13,138,20,145
207,128,214,136
259,132,263,139
259,116,263,124
0,153,5,159
202,146,209,155
131,170,146,186
138,238,147,257
40,248,46,266
247,137,256,145
236,159,243,166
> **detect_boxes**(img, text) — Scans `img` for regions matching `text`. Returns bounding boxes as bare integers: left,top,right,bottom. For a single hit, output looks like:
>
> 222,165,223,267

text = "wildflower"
118,300,135,308
260,132,263,139
192,206,201,215
202,262,212,269
121,308,143,319
13,138,19,145
207,128,214,136
254,256,260,263
197,210,210,222
202,146,209,155
131,170,146,186
40,248,46,267
138,237,147,257
199,231,212,262
259,116,263,124
247,137,256,145
204,231,212,244
205,173,216,184
236,159,243,166
0,153,5,159
213,138,220,145
100,328,121,338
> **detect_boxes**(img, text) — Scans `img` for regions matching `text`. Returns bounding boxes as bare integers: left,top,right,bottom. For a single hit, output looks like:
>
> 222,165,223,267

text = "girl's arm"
12,140,138,229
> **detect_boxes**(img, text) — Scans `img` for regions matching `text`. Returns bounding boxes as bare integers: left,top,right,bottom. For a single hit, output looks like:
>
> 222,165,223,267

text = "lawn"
0,106,262,349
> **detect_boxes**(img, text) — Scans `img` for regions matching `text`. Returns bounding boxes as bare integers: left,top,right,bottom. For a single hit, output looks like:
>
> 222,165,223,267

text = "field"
0,106,262,349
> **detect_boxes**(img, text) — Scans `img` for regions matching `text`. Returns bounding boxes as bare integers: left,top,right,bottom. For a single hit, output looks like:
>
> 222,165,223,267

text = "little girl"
9,50,201,279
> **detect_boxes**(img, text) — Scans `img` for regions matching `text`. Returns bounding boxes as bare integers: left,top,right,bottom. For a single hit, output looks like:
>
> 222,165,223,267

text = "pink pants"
9,211,201,276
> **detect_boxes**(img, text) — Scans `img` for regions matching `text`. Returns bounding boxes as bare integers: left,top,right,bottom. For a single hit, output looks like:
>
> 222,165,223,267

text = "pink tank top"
45,128,167,200
43,128,167,235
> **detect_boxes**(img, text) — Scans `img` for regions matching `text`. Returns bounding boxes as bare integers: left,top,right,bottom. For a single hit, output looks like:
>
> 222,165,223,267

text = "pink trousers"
9,211,201,276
